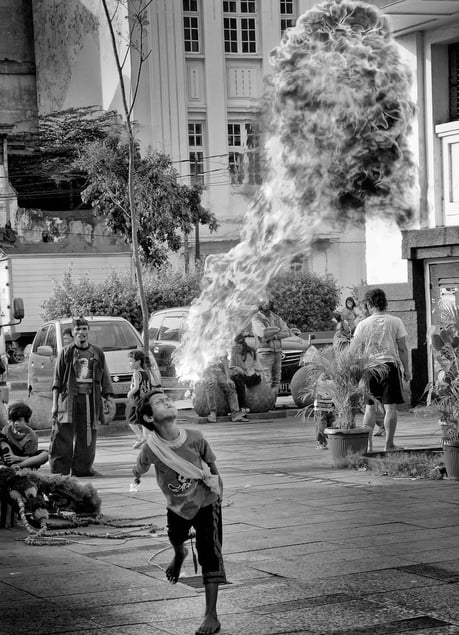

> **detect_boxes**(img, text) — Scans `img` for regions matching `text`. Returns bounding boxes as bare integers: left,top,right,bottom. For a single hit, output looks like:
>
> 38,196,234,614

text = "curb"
34,406,300,438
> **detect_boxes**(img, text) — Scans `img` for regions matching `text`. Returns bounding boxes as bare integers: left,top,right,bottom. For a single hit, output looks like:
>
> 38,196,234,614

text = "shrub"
41,268,202,331
41,267,340,333
269,271,340,331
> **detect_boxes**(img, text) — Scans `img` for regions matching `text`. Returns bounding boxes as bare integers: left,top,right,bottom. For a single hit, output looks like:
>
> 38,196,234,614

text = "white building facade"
132,0,366,289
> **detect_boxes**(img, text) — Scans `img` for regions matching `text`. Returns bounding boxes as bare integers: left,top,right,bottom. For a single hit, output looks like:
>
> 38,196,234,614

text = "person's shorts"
367,362,404,405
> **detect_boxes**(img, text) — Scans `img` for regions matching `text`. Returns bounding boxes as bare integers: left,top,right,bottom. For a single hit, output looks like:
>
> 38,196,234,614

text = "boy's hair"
128,349,146,367
364,288,388,311
72,316,89,329
8,400,32,423
136,388,166,429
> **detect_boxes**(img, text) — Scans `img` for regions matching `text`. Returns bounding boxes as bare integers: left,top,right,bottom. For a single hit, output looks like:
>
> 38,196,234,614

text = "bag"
244,373,262,388
138,369,152,396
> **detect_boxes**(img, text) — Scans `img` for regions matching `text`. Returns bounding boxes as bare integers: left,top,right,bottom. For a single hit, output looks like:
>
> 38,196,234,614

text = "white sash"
146,431,221,496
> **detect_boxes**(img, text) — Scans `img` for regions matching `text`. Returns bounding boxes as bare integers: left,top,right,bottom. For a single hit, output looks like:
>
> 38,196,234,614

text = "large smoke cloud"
174,0,417,382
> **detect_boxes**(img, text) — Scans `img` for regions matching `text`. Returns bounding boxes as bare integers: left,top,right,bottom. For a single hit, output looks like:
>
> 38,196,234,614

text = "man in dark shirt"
50,317,114,477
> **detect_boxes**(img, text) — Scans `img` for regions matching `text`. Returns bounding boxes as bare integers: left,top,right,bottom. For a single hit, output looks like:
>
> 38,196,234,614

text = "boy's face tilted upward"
149,393,177,423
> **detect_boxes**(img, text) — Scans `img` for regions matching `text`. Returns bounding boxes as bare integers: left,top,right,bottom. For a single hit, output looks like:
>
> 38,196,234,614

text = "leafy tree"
269,272,340,331
76,136,217,268
8,106,120,209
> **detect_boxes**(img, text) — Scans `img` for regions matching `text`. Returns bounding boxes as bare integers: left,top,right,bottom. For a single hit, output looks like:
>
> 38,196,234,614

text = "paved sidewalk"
2,408,459,635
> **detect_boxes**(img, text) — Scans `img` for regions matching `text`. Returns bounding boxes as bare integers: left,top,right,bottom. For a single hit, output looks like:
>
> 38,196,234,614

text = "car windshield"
61,322,141,351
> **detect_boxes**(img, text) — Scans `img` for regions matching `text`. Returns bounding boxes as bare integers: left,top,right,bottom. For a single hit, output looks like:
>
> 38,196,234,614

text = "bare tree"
101,0,154,355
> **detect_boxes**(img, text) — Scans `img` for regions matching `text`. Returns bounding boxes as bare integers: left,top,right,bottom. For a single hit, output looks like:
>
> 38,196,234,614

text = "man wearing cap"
50,317,114,477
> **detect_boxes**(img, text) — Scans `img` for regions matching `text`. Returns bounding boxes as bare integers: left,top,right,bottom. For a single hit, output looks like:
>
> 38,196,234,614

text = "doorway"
427,260,459,381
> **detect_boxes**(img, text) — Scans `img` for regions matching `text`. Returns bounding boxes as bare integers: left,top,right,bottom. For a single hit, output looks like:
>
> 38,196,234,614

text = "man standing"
251,300,293,398
352,288,411,452
50,317,114,477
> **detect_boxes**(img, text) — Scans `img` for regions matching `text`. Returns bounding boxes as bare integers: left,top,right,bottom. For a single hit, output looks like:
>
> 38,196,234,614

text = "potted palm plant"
426,303,459,479
299,342,387,465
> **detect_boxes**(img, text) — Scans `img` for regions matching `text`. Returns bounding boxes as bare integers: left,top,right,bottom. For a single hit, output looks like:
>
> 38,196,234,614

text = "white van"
27,316,161,423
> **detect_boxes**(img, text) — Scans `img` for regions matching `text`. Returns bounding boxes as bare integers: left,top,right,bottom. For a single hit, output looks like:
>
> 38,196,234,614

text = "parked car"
27,316,161,423
145,306,323,396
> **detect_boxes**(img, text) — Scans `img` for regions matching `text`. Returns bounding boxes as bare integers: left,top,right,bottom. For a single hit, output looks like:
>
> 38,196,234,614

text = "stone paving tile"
0,553,115,577
0,599,106,635
331,527,458,549
72,595,231,627
335,616,452,634
66,625,170,635
225,539,340,562
0,566,162,597
0,580,38,604
249,554,418,581
366,584,459,625
371,536,459,558
156,611,286,635
252,598,422,633
399,627,459,634
218,570,440,611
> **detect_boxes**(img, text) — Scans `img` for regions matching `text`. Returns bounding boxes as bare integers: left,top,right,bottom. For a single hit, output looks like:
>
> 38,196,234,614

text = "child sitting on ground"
0,401,48,469
131,389,225,635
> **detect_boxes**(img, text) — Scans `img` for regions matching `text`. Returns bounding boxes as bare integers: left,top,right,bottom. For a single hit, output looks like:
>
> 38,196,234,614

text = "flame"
174,0,417,382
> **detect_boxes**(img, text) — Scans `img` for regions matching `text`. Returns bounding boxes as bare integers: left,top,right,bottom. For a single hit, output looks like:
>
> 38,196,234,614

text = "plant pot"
442,440,459,480
325,427,369,466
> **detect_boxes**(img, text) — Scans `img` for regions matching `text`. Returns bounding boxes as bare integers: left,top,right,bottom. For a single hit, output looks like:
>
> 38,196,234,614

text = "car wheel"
103,398,116,424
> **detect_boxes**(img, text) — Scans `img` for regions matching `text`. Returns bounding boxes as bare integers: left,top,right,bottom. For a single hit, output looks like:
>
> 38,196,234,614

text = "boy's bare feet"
195,614,221,635
166,546,188,583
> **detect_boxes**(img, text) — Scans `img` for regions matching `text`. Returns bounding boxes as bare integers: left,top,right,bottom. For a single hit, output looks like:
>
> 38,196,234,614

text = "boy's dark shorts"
167,501,226,586
367,362,404,405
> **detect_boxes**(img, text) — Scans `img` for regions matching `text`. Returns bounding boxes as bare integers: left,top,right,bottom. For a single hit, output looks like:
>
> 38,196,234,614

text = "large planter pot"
443,441,459,480
325,427,369,466
192,381,275,417
290,366,314,408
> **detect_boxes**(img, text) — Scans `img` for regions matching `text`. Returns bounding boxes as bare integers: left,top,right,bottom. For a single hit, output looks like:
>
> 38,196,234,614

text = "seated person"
204,356,248,423
332,313,352,346
229,334,263,413
0,401,48,469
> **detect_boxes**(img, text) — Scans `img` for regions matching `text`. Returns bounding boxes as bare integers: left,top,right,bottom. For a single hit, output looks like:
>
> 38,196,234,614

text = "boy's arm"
132,444,154,480
207,460,223,496
23,432,38,456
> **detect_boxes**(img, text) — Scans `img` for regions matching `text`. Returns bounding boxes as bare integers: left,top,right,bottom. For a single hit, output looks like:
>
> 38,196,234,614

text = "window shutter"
449,43,459,121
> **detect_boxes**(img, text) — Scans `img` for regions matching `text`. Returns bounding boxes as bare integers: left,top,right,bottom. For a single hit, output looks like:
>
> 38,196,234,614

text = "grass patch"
346,451,446,479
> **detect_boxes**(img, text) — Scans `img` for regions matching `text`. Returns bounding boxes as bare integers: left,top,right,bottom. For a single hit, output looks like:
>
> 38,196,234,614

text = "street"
2,409,459,634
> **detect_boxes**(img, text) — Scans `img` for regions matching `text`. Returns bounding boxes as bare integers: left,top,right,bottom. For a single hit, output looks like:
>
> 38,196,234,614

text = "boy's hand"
129,477,141,492
4,451,19,465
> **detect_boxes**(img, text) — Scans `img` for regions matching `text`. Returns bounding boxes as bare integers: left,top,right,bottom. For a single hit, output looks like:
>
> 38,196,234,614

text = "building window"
228,121,261,185
449,43,459,121
280,0,297,35
189,122,205,185
183,0,200,53
223,1,257,54
290,255,310,273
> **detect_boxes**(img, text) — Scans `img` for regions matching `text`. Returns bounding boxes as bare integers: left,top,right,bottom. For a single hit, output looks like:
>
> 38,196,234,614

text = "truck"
0,246,132,362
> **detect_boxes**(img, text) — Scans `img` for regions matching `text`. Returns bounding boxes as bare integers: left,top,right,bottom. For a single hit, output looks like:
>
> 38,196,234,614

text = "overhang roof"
371,0,459,35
